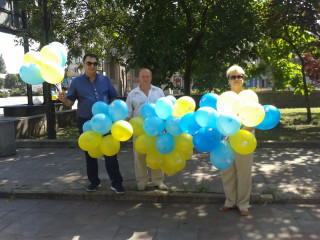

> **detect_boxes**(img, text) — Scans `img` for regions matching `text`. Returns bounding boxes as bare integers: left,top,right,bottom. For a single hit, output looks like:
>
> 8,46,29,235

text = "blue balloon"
108,99,128,122
179,112,201,135
216,113,241,136
192,127,221,152
141,103,157,119
195,107,219,128
19,63,45,85
91,113,113,135
49,42,68,67
166,95,177,104
210,140,234,170
155,97,174,120
156,133,175,154
82,120,93,132
200,93,219,110
165,116,183,136
143,116,165,136
255,105,281,130
92,101,109,116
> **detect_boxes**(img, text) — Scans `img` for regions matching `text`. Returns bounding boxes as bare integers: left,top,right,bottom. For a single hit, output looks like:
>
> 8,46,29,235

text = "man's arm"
58,91,75,108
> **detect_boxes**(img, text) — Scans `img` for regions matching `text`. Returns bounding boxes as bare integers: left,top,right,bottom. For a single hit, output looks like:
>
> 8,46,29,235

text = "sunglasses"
85,61,98,67
229,75,244,80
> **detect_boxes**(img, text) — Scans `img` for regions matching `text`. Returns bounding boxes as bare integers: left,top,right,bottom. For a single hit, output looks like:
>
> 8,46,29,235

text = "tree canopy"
0,54,7,74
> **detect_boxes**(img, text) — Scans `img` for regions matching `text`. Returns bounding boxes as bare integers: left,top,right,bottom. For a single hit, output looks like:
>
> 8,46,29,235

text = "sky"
0,32,39,74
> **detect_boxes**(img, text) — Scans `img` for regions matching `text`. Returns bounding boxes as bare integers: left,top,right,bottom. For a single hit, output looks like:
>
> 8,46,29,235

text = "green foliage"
4,74,18,89
10,90,25,96
0,92,8,98
0,54,6,73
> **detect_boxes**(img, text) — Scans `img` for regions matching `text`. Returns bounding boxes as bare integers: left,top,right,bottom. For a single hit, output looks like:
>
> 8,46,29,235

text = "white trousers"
221,151,253,210
133,136,164,185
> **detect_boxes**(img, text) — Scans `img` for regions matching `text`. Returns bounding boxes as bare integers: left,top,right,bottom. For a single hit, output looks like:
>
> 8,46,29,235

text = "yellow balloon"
239,102,265,127
179,147,193,160
172,96,196,117
239,90,259,108
161,166,176,176
229,130,257,155
23,52,42,66
173,133,193,151
40,61,64,84
163,150,186,172
88,147,104,158
78,131,102,151
129,117,145,136
134,134,157,154
146,148,165,169
111,120,133,141
216,91,241,114
40,45,62,65
100,135,120,156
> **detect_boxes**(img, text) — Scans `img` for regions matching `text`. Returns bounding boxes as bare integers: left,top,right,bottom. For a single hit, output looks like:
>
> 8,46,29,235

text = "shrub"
0,92,8,98
10,90,25,96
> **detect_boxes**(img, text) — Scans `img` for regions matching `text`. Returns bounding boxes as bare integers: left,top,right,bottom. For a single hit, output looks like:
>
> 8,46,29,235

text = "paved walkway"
1,199,319,240
0,141,319,204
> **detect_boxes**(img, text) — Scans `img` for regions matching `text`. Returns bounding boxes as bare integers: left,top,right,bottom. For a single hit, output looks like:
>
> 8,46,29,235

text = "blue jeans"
78,117,123,187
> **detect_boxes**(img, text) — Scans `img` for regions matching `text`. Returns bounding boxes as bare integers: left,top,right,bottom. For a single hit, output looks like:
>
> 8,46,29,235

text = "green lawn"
255,108,320,141
47,108,320,142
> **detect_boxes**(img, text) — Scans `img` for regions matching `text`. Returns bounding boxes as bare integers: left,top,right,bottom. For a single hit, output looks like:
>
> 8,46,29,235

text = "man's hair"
139,68,152,77
226,65,245,78
83,54,98,63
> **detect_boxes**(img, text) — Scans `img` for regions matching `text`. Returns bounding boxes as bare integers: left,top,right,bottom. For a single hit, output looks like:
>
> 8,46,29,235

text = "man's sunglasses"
85,61,98,67
229,75,244,80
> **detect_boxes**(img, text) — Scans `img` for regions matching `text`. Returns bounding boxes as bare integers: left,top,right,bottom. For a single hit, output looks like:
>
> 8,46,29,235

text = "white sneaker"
137,182,146,191
155,182,168,190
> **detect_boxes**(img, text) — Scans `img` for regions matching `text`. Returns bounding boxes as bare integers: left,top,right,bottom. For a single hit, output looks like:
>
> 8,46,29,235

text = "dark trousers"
78,117,123,187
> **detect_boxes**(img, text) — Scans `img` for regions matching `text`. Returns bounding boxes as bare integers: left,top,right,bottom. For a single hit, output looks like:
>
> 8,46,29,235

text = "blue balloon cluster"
82,100,128,135
138,92,280,173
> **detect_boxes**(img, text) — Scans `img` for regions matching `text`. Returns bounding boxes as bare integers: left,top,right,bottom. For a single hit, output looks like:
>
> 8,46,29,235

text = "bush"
0,92,8,98
32,91,42,96
10,90,25,96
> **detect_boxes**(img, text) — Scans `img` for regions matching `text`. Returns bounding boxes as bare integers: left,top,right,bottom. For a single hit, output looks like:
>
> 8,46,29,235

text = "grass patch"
255,108,320,141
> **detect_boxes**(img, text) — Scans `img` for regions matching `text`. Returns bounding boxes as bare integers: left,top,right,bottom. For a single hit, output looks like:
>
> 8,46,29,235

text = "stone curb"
1,189,320,204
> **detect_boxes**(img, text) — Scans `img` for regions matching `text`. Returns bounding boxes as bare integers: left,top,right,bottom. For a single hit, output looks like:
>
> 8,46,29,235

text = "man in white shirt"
126,68,168,191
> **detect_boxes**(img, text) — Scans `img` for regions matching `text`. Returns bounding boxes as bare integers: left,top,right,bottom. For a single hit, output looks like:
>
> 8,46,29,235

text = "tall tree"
255,0,320,122
0,54,7,73
123,0,261,94
4,74,18,89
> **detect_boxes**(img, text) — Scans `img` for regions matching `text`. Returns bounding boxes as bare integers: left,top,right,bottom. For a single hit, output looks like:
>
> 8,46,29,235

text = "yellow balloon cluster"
19,42,68,85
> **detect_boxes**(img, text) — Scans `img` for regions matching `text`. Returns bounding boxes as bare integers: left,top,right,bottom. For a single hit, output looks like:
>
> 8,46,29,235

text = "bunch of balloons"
185,90,280,170
78,99,133,158
130,95,196,176
19,42,68,85
135,90,280,175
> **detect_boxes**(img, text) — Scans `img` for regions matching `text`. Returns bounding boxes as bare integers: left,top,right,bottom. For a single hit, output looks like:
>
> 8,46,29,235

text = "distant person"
126,68,168,191
58,53,125,194
219,65,255,216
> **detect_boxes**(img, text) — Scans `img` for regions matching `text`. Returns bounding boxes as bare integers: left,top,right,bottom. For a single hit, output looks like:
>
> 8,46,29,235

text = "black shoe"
86,183,101,192
111,185,125,194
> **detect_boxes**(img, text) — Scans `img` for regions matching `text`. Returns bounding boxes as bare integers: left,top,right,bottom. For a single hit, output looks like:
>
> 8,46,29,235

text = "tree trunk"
300,57,312,123
184,60,192,96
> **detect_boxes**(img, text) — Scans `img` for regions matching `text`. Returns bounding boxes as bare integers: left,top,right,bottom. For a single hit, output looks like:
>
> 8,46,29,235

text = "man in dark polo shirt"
58,53,124,194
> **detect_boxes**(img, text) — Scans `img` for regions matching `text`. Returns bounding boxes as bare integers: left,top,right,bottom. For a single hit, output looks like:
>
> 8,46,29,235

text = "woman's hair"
226,65,245,78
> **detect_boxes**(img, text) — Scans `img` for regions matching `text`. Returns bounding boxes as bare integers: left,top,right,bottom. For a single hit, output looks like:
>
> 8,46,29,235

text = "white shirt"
126,85,165,119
